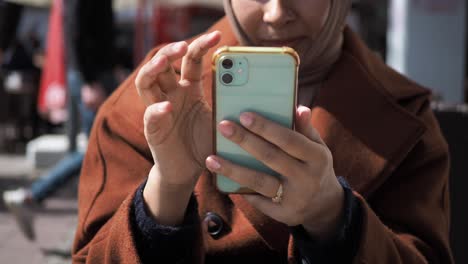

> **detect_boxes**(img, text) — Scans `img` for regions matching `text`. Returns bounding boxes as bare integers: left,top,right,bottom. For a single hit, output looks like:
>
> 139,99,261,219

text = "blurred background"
0,0,466,263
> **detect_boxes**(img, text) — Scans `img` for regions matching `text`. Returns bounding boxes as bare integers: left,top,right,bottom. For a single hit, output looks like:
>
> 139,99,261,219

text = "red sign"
37,0,67,122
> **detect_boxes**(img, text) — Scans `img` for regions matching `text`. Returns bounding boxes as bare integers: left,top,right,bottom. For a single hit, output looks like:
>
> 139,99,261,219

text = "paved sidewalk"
0,154,77,264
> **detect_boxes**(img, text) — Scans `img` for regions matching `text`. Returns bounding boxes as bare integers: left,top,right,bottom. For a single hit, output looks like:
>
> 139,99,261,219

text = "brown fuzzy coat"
72,18,453,263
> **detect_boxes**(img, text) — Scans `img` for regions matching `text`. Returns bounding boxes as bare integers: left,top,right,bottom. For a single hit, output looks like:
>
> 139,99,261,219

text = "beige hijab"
223,0,351,106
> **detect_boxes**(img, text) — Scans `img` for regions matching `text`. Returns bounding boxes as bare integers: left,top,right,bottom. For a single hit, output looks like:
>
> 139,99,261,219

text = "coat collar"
188,18,428,254
313,27,428,195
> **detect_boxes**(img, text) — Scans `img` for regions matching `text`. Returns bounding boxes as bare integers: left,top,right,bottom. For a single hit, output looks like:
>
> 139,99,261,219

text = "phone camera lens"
222,73,233,84
222,59,234,69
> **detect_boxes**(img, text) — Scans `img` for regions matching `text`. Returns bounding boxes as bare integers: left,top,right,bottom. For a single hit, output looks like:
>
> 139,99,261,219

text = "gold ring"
271,183,283,203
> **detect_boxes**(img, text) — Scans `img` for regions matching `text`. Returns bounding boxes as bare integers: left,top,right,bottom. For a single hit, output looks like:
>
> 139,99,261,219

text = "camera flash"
237,69,243,74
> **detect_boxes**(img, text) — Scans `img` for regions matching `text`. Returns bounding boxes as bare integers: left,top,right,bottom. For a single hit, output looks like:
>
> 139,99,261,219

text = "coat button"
203,212,224,237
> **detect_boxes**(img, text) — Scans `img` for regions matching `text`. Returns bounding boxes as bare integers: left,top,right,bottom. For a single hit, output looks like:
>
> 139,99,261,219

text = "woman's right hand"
135,32,221,225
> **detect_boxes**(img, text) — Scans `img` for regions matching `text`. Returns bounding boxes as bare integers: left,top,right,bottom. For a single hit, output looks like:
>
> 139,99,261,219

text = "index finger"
135,41,188,105
238,112,322,161
181,31,221,83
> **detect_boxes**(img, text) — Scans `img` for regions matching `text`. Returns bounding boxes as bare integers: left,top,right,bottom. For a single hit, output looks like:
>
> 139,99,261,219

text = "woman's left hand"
205,106,345,241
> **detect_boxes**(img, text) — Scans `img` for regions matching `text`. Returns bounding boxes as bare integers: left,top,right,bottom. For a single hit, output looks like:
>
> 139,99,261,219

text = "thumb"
144,101,175,146
296,106,324,144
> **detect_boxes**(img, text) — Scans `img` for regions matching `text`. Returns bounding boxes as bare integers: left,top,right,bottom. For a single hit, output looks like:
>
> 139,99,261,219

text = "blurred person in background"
0,2,49,154
2,0,117,241
73,0,453,263
0,1,23,66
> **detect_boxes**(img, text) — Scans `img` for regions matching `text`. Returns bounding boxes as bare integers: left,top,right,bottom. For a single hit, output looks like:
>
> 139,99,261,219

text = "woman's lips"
259,37,305,47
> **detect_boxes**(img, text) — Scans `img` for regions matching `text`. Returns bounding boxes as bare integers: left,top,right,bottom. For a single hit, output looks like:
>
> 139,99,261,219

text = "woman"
72,1,453,263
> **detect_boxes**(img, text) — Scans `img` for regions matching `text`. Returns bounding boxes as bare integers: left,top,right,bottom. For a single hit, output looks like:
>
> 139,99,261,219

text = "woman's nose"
263,0,295,27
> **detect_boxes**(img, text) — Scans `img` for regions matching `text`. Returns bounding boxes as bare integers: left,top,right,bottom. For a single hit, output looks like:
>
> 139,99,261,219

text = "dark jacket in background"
0,1,23,51
0,0,115,94
65,0,116,94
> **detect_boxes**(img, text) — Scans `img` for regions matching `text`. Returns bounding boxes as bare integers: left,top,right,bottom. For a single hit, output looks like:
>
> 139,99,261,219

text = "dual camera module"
221,58,234,84
219,56,248,86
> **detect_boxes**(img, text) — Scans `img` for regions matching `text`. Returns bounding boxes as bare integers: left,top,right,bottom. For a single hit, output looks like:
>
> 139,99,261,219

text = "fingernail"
208,31,218,38
218,122,234,137
206,156,221,170
172,41,185,51
240,113,254,127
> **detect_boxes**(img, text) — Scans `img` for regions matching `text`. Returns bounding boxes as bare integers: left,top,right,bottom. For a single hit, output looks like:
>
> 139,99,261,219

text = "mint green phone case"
212,46,299,194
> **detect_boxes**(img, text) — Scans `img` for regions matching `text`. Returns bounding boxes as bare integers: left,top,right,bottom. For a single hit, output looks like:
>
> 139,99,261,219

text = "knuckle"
318,146,331,163
135,69,145,89
187,43,204,64
158,65,170,75
260,147,277,163
135,77,141,91
190,54,203,65
251,171,265,190
325,148,333,161
221,161,232,176
253,117,266,133
294,200,309,219
136,65,153,88
291,165,306,179
143,106,156,124
187,53,202,65
282,132,296,148
187,39,199,52
235,129,248,145
323,148,334,168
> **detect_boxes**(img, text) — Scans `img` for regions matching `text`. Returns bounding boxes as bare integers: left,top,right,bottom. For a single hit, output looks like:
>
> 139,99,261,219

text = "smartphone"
212,46,299,194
